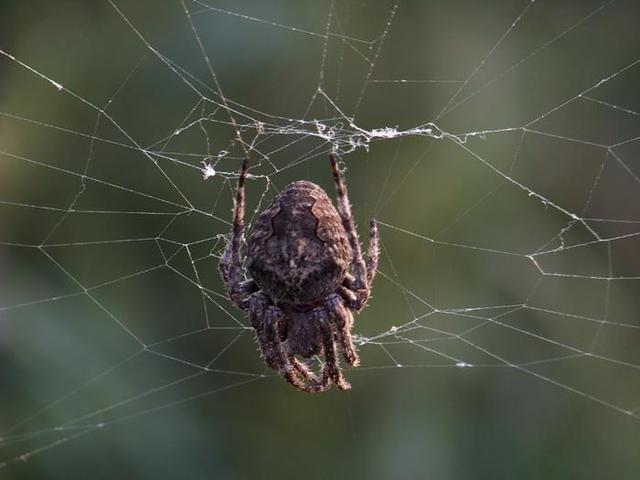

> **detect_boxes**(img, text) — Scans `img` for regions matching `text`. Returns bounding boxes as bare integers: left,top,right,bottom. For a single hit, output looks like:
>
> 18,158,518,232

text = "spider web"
1,0,640,475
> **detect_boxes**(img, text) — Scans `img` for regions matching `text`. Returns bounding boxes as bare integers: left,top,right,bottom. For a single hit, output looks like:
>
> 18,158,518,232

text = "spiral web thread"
1,0,640,468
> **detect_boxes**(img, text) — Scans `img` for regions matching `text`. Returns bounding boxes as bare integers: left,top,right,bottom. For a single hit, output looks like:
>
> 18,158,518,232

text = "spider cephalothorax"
219,155,378,392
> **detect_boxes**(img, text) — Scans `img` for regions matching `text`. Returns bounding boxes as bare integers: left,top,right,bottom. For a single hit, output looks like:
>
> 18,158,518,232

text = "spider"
219,154,378,392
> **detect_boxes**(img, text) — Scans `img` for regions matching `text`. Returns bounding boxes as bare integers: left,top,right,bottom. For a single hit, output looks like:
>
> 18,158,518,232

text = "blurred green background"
1,0,640,478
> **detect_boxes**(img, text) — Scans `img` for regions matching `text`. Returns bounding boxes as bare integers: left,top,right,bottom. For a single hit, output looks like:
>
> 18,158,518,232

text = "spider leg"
219,159,252,310
327,294,359,367
250,294,328,392
249,293,278,370
330,154,378,311
314,306,351,391
265,305,331,393
337,285,359,311
276,315,321,383
366,218,379,285
289,355,321,384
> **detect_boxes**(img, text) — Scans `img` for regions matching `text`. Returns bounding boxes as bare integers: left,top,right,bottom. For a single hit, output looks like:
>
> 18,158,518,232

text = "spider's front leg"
251,296,329,393
314,306,351,391
219,159,254,310
330,155,379,311
326,294,359,367
249,293,278,370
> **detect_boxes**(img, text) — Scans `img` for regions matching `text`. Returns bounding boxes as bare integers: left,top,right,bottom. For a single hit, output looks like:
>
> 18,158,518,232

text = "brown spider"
219,154,378,392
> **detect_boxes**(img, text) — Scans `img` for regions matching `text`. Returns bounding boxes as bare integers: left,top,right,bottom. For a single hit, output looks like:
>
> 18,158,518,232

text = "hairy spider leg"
366,219,379,284
281,320,322,385
267,306,333,393
327,294,359,367
330,154,379,311
249,294,278,369
249,293,329,393
314,307,352,390
289,355,321,384
219,158,253,310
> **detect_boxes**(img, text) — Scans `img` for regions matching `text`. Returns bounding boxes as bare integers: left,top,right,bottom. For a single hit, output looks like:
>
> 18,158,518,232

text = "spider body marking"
247,180,351,307
219,155,378,392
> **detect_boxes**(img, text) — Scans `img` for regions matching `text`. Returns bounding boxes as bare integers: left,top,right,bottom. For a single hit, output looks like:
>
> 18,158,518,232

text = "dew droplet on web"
49,80,63,91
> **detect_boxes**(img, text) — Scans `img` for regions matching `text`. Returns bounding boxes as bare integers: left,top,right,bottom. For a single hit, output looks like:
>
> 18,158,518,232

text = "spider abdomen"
247,181,352,307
